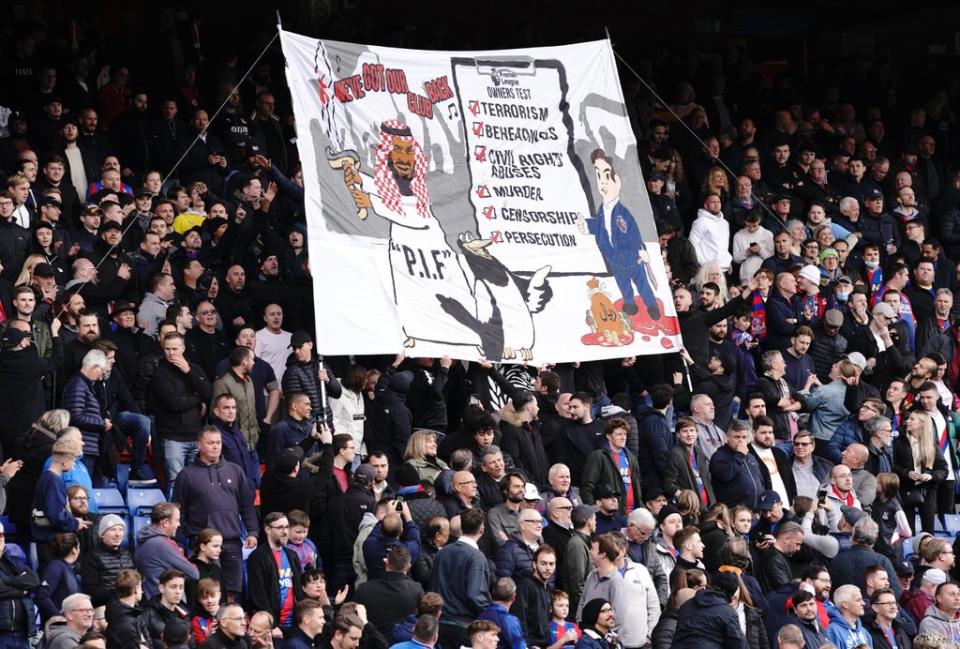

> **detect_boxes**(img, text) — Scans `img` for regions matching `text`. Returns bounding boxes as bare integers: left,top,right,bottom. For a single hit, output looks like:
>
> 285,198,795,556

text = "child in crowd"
285,509,319,570
191,577,221,645
549,590,581,647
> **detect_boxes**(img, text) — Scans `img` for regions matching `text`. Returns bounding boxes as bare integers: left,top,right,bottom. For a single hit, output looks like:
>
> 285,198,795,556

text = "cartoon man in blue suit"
577,148,661,319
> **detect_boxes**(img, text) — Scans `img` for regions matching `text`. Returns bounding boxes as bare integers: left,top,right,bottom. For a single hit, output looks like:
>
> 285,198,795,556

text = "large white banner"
280,31,682,363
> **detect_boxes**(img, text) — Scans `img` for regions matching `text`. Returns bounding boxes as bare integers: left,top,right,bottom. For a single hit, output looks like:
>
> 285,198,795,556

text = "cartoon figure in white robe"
336,119,480,350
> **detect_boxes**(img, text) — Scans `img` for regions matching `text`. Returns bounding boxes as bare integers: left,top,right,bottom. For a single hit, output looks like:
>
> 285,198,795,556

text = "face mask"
836,291,850,301
865,260,880,269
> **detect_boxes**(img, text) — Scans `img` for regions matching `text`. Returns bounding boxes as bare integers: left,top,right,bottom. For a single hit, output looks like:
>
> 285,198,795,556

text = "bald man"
841,443,877,510
441,470,480,518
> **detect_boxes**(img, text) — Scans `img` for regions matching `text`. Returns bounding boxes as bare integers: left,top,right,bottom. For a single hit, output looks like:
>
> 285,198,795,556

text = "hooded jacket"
258,464,324,521
134,525,200,599
671,589,742,649
825,607,874,649
281,354,342,430
171,456,259,541
367,368,414,465
919,603,960,645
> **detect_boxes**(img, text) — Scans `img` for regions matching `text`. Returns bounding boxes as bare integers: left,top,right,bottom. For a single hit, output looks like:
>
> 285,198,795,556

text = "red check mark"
474,146,487,162
472,121,484,136
482,206,495,220
490,231,502,243
468,100,480,116
476,185,490,198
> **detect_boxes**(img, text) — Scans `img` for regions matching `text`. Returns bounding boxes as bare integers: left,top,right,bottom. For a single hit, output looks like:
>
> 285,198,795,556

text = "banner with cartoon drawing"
280,30,682,362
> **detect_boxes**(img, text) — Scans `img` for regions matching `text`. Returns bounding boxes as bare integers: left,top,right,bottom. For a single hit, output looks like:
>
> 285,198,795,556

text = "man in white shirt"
689,193,732,270
255,303,292,384
750,415,795,505
732,211,774,283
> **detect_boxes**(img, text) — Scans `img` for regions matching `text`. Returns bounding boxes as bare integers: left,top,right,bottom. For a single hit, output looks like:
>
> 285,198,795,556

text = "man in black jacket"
672,274,758,367
247,512,305,630
499,390,550,486
756,520,804,595
403,356,451,431
354,546,423,639
511,545,558,648
0,519,39,644
325,464,377,593
151,332,212,486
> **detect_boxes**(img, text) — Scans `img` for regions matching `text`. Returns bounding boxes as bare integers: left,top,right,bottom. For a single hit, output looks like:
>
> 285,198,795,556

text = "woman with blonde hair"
14,253,48,287
402,429,449,485
893,409,947,533
676,490,701,527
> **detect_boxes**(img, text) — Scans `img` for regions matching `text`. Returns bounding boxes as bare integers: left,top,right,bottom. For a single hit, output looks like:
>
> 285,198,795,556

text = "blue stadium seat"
127,488,166,517
94,488,127,514
944,514,960,535
115,463,130,492
0,516,17,536
132,515,151,547
902,537,914,559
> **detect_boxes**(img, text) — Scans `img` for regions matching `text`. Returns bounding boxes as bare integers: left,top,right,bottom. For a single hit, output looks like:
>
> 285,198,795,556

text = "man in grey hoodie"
918,580,960,645
133,502,199,598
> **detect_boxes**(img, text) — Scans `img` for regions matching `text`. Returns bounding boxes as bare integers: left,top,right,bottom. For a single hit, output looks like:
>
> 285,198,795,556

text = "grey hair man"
829,517,902,598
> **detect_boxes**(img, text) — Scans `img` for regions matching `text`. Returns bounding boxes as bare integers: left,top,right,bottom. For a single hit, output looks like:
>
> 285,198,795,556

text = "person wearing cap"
647,172,681,230
581,418,641,519
326,462,378,590
250,250,286,325
80,512,135,607
282,329,342,434
903,567,949,624
652,505,683,581
848,301,912,390
861,184,900,252
173,425,259,599
732,210,774,284
587,484,625,536
495,508,542,581
809,308,848,382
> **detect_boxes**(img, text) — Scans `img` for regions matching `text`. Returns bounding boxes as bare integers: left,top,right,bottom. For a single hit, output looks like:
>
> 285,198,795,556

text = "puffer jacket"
708,445,765,510
61,373,106,457
281,354,342,429
139,595,189,647
80,541,135,607
105,597,146,649
809,327,848,381
651,608,679,649
0,550,38,635
495,532,537,580
366,368,414,465
743,604,768,649
827,416,865,463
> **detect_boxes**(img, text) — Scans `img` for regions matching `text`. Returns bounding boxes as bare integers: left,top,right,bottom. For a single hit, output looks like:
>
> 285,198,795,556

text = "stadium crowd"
4,7,960,649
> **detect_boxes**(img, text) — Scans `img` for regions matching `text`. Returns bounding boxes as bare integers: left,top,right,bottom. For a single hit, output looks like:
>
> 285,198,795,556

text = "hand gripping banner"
281,30,682,363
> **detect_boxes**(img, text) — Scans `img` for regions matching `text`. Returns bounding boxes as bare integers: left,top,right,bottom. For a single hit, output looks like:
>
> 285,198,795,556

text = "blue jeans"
163,439,198,490
115,411,151,471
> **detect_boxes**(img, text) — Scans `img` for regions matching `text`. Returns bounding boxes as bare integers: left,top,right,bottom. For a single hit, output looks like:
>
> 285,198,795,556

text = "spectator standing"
173,426,258,599
151,332,213,487
247,512,304,631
